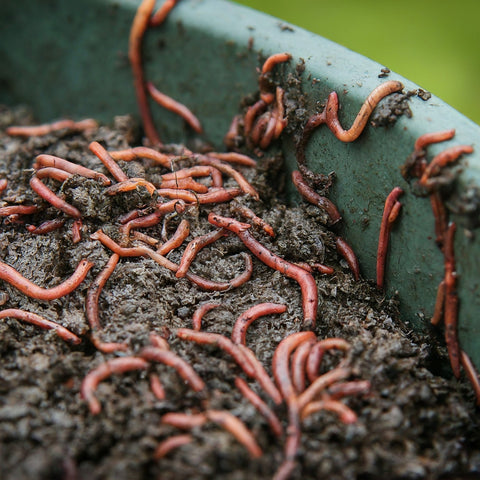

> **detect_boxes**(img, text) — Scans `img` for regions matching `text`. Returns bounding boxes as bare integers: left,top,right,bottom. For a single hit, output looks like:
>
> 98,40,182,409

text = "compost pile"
0,103,479,480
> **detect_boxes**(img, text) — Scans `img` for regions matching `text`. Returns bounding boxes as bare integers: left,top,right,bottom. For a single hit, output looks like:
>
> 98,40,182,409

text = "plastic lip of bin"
1,0,479,369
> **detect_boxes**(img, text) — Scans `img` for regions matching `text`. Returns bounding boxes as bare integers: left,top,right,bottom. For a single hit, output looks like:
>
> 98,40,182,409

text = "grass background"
233,0,480,125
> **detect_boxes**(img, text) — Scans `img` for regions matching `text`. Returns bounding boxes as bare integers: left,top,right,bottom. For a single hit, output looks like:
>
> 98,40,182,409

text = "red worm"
128,0,161,145
460,350,480,406
223,114,242,149
306,338,351,383
0,258,93,300
444,222,460,378
109,147,172,168
301,399,358,424
291,170,342,225
26,218,65,235
91,230,253,291
30,176,82,219
146,82,203,134
413,129,456,152
325,80,404,142
154,434,192,459
159,178,208,193
208,213,318,329
149,332,170,350
234,377,283,438
430,192,448,248
291,338,315,394
157,219,190,256
237,344,283,405
104,178,156,196
0,308,81,344
81,357,149,415
150,373,166,400
149,0,179,27
0,179,7,193
161,165,223,187
243,99,267,137
335,237,360,281
34,167,71,182
430,280,446,326
231,202,275,237
176,328,256,377
85,254,120,331
132,231,160,248
192,303,221,331
207,152,257,168
157,187,242,204
261,52,292,75
205,409,263,459
176,229,226,278
71,219,83,244
231,303,287,345
161,412,207,429
89,142,128,182
198,156,259,200
6,118,97,137
140,346,206,392
297,367,351,410
376,187,403,290
0,205,40,216
249,113,270,147
327,380,371,400
34,154,111,185
272,331,316,403
419,145,473,186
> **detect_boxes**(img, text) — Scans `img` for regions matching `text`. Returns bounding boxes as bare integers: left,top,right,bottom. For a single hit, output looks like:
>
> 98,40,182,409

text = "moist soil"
0,105,479,480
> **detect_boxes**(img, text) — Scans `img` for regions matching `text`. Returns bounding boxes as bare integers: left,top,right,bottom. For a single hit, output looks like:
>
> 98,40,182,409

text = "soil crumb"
0,106,479,480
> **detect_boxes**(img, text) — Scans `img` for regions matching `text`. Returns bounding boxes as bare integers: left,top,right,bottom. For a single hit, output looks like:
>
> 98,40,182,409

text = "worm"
6,118,97,137
153,434,192,459
191,302,221,331
335,237,360,281
89,141,128,182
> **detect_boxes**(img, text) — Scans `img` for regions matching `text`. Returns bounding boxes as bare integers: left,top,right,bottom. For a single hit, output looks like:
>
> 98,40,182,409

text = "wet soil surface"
0,106,479,480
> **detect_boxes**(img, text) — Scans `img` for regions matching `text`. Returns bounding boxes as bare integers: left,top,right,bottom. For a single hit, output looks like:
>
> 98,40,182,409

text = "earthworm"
430,192,448,248
91,229,253,291
149,332,170,349
149,0,179,27
33,154,111,185
430,280,446,326
191,303,221,331
231,202,275,237
327,380,371,400
312,263,335,275
223,114,242,148
376,187,403,290
324,80,404,142
231,303,287,345
297,367,351,410
157,187,242,203
243,99,267,137
109,147,172,168
149,373,166,400
261,52,292,75
71,219,83,244
0,308,81,344
159,177,208,193
104,178,156,196
6,118,98,137
444,222,460,378
176,228,226,278
419,145,473,186
161,412,207,429
0,258,93,301
157,219,190,255
198,157,259,200
306,338,351,383
291,170,342,225
291,339,315,394
132,231,159,247
207,152,257,168
335,237,360,281
176,328,256,377
154,434,193,459
26,218,65,235
140,346,206,392
146,81,203,133
208,213,318,329
259,88,284,149
81,357,149,415
34,167,71,182
272,331,316,403
460,350,480,405
0,179,7,193
0,205,40,216
234,377,283,438
237,344,283,404
249,113,270,147
89,141,128,182
205,409,263,459
128,0,161,145
161,165,223,187
30,176,82,219
413,129,456,152
301,399,358,423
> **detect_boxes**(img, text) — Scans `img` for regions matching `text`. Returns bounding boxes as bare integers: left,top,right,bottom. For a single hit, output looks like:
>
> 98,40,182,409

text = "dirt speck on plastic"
0,105,479,480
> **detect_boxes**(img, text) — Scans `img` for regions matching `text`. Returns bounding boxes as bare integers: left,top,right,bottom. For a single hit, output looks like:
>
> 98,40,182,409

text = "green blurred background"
234,0,480,126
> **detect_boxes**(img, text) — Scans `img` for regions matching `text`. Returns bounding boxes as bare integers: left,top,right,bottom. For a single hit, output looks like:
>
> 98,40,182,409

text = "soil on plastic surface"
0,106,479,480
